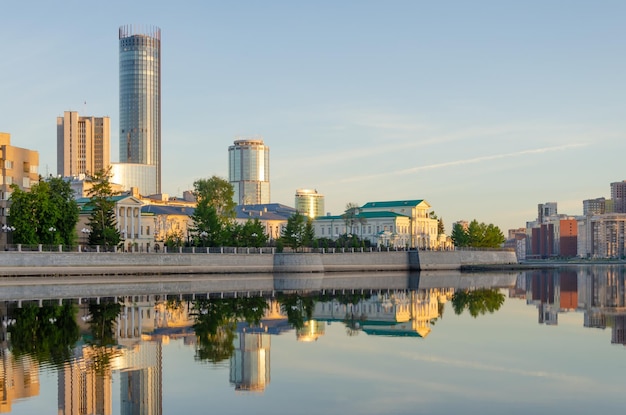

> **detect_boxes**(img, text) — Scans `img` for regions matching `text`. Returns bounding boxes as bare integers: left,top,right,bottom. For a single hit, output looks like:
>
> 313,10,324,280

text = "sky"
1,0,625,233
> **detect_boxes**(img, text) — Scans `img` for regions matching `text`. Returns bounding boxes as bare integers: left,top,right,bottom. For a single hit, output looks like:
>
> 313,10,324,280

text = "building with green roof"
312,199,443,248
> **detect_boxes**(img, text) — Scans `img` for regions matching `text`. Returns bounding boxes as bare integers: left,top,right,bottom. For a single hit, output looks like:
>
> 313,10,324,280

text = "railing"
1,244,426,254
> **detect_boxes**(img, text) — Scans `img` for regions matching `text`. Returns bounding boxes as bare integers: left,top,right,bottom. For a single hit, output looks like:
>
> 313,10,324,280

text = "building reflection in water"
16,271,626,412
522,267,626,346
0,348,39,413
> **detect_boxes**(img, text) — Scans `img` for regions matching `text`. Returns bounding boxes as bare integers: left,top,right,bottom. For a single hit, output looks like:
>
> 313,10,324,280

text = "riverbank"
0,249,518,276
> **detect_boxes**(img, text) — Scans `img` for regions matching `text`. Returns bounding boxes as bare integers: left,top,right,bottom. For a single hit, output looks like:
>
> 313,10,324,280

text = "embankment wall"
0,249,517,276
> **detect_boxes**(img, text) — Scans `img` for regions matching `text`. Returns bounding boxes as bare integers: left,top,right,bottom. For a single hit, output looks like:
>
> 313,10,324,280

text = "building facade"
610,180,626,213
228,138,270,205
119,25,161,194
110,163,157,196
0,132,39,246
311,199,441,249
56,111,110,177
294,189,324,218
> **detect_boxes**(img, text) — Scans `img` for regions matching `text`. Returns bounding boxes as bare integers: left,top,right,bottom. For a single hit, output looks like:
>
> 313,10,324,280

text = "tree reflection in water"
275,293,316,330
192,297,269,364
451,288,505,318
8,302,80,367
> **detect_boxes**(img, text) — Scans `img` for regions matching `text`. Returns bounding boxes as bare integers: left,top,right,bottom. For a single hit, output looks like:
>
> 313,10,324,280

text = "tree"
281,212,314,251
240,219,268,247
342,202,366,236
48,177,79,246
191,176,236,246
430,211,445,236
86,168,121,250
451,219,505,248
451,222,469,247
9,177,79,246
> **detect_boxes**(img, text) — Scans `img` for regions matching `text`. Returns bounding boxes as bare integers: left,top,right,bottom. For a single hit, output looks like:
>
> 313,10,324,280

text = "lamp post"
2,224,15,250
199,231,208,247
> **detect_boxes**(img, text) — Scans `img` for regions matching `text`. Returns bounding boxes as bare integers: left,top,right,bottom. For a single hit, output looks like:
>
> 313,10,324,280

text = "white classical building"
76,194,153,252
312,199,442,249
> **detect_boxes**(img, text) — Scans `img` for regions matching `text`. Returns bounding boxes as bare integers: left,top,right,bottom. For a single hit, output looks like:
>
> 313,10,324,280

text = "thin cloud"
335,143,588,184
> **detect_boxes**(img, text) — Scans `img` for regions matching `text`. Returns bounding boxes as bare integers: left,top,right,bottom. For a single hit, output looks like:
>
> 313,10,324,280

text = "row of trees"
8,170,504,251
8,168,122,248
188,176,314,251
450,220,505,248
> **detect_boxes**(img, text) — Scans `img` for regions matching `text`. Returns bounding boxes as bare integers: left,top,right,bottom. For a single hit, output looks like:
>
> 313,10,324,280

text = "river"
0,266,624,414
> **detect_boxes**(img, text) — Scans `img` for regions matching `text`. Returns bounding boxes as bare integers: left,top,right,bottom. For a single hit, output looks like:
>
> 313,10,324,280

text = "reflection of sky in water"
155,295,624,415
5,281,626,414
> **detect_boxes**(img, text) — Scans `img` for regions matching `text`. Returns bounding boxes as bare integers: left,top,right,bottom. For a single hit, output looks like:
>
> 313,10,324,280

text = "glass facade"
119,25,161,194
111,163,158,196
228,139,270,205
295,189,325,218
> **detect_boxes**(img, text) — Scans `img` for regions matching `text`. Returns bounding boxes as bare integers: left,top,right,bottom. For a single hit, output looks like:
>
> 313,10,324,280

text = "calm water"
1,267,625,414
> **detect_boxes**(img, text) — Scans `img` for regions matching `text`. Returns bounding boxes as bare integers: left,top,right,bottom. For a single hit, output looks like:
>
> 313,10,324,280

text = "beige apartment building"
0,132,39,246
57,111,110,177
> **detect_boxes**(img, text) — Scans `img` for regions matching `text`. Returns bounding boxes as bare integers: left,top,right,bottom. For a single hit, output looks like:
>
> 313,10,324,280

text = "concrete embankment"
0,249,518,277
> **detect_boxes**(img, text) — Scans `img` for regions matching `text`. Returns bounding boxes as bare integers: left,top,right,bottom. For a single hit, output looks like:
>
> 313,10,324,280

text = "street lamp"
251,232,257,247
199,231,208,247
2,225,15,250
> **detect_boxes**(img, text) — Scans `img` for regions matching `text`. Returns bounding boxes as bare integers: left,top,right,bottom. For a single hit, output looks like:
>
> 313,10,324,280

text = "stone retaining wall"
0,249,517,276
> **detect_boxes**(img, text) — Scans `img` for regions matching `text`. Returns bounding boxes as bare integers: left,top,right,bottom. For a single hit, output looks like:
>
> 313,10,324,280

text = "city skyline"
1,1,624,232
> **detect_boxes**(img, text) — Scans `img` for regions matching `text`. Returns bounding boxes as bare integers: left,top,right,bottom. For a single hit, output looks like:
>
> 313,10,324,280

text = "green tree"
281,212,314,251
451,222,469,247
451,220,505,248
9,177,79,245
86,168,121,250
48,177,79,246
191,176,236,246
240,219,268,247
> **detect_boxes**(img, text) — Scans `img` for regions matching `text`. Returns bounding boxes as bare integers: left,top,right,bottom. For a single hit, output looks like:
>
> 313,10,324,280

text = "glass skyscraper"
118,25,161,194
228,138,270,205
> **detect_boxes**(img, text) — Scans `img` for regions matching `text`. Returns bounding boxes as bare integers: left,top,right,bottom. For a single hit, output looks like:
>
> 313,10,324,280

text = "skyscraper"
56,111,110,177
117,25,161,195
295,189,325,218
228,138,270,205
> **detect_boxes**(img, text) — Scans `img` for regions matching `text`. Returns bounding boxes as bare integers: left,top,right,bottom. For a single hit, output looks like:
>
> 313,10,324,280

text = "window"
4,160,12,169
22,177,30,188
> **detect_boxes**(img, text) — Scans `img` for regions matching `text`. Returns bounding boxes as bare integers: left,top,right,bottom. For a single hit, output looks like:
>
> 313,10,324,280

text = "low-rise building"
312,199,441,249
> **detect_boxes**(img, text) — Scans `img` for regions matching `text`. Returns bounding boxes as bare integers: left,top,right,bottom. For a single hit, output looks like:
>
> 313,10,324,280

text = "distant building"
577,213,626,258
56,111,110,177
110,162,158,196
583,197,606,216
537,202,558,223
235,203,295,241
610,180,626,213
228,138,270,205
119,25,162,194
294,189,325,218
0,132,39,246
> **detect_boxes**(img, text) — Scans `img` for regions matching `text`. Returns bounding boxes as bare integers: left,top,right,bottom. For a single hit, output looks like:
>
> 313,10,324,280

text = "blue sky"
1,0,624,232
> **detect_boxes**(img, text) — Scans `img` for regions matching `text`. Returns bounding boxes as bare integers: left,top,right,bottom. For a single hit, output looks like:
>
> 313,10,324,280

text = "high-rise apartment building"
537,202,558,223
0,132,39,246
117,25,161,195
295,189,325,218
610,180,626,213
56,111,110,177
228,138,270,205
